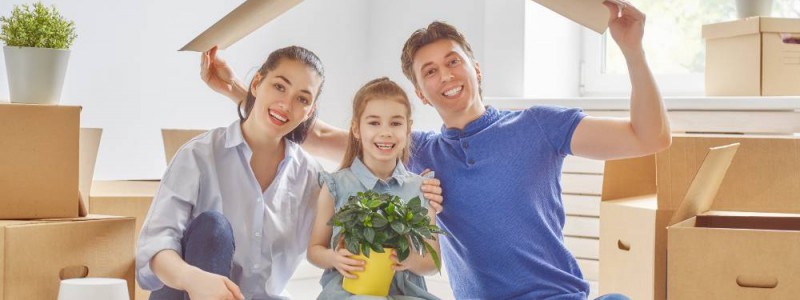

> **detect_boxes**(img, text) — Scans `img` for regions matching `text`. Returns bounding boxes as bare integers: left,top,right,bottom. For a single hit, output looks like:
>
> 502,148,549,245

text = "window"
580,0,800,97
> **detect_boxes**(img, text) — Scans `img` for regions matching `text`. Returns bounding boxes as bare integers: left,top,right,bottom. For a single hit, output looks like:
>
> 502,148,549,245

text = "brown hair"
238,46,325,144
400,21,479,93
339,77,412,170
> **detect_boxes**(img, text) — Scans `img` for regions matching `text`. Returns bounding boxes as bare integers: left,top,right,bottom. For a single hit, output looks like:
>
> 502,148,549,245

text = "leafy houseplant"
1,2,77,104
330,191,445,296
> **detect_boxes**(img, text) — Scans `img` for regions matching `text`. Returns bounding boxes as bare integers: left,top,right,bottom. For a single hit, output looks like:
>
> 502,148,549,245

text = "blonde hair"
339,77,413,170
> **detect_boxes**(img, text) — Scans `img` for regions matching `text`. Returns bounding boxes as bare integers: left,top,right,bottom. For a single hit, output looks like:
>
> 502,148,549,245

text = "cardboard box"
89,180,159,300
703,17,800,96
601,135,800,299
0,215,135,300
0,103,81,219
161,129,206,164
601,153,672,300
667,141,800,299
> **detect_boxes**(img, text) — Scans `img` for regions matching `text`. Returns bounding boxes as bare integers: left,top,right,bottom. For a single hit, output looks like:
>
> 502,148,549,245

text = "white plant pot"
736,0,773,19
3,46,71,104
57,278,129,300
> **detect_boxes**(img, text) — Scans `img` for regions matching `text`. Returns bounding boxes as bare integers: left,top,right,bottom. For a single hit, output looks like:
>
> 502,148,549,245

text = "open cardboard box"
600,155,672,300
601,135,800,299
0,215,135,300
667,141,800,299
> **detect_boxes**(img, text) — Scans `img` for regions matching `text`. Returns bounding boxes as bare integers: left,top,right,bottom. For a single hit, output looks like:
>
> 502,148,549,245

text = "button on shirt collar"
442,105,501,140
349,157,409,189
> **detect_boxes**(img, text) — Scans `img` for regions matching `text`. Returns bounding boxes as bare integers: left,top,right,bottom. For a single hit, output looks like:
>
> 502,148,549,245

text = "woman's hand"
183,267,244,300
603,0,646,57
201,46,246,104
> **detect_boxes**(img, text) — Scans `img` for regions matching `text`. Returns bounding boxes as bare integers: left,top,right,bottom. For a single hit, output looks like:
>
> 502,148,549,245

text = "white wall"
524,1,581,98
1,0,571,180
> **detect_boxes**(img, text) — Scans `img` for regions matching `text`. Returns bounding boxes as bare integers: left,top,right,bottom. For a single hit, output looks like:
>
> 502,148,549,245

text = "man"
203,2,667,298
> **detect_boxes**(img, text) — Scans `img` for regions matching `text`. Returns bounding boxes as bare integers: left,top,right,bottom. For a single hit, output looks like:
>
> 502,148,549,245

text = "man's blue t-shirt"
408,105,589,299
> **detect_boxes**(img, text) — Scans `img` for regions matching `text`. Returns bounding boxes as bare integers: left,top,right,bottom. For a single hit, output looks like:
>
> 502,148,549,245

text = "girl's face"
354,98,410,165
248,59,321,138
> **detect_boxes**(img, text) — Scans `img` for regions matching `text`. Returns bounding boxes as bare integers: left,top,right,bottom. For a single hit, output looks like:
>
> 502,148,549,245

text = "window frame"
579,27,705,97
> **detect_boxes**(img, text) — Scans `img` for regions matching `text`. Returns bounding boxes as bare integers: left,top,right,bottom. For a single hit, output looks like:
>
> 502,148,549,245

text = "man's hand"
603,0,646,56
420,169,443,214
201,46,246,104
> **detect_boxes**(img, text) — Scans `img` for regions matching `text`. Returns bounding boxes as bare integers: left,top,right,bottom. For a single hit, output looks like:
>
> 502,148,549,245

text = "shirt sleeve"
525,105,586,157
135,147,201,291
318,171,337,200
409,130,435,173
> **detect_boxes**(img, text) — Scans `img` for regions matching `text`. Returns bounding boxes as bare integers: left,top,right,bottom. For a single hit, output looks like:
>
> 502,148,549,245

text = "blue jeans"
595,293,630,300
149,211,235,300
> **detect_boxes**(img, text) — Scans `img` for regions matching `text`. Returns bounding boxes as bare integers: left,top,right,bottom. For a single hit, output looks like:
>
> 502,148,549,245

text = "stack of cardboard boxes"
0,103,135,299
600,135,800,299
704,17,800,96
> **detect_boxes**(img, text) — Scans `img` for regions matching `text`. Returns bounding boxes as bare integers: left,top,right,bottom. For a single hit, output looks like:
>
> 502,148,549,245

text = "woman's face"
247,59,322,138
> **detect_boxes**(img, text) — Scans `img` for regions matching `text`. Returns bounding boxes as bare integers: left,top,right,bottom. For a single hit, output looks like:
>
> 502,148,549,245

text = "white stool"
58,278,129,300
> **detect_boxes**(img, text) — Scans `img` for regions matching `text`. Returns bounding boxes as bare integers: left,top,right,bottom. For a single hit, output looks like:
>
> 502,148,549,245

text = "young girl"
137,46,326,300
307,77,441,300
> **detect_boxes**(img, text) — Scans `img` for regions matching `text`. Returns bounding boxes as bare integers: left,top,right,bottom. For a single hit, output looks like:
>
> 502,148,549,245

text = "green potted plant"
1,1,76,104
330,191,445,296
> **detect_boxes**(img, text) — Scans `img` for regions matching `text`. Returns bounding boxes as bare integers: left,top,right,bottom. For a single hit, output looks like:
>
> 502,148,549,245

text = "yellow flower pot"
342,248,395,296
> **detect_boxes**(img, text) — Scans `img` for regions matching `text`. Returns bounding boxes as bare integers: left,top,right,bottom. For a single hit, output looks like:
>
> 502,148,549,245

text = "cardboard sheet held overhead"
531,0,619,34
180,0,304,52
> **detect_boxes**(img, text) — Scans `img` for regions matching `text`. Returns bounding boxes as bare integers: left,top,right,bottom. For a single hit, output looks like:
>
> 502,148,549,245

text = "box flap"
668,143,739,226
161,129,207,165
78,128,102,217
180,0,304,52
530,0,619,34
702,17,761,39
602,155,656,201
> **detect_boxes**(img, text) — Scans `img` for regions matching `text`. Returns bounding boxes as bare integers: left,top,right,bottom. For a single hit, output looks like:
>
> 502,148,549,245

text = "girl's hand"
390,249,411,271
420,169,443,214
183,268,244,300
603,0,646,57
330,247,365,279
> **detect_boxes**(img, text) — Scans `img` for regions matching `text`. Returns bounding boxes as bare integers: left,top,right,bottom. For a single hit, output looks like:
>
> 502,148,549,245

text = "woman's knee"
185,211,234,247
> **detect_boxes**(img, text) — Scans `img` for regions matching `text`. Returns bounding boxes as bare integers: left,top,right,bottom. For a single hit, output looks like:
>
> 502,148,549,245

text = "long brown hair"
339,77,413,170
238,46,325,143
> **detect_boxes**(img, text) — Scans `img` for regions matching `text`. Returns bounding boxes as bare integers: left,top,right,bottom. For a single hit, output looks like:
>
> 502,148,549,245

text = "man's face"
411,39,481,116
